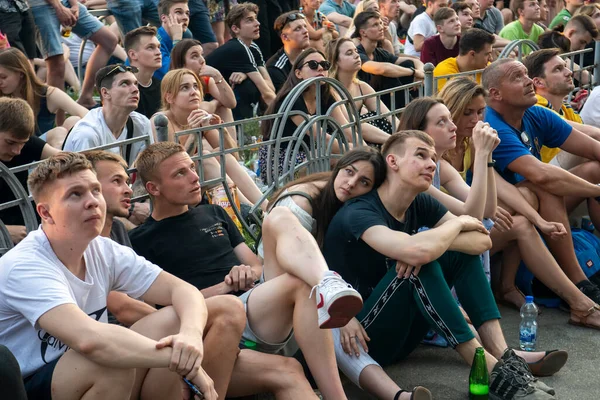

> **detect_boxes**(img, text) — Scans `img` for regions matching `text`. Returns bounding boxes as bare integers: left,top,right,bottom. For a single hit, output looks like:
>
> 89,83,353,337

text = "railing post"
424,62,435,97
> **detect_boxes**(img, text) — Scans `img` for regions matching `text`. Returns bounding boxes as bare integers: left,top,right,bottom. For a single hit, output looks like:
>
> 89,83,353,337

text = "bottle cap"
525,295,534,303
244,340,257,350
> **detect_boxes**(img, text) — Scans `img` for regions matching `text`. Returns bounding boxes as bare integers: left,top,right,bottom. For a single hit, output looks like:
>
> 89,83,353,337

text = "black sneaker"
576,280,600,304
501,349,555,395
489,360,555,399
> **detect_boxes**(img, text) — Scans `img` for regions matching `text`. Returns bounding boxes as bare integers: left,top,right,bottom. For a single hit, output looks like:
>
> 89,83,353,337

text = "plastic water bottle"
469,347,489,399
519,296,538,351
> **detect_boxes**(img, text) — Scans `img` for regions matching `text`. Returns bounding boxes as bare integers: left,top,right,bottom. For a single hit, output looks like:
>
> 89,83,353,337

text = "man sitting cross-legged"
130,142,363,399
0,152,246,400
323,131,566,399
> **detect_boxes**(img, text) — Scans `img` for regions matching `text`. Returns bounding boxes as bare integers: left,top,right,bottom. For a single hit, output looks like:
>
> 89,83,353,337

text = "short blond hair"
135,142,186,185
382,130,435,157
28,152,93,202
82,150,128,170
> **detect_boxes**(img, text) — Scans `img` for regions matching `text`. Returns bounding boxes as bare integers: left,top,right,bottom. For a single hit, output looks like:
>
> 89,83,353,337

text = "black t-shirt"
128,205,245,290
205,38,266,83
356,44,414,108
110,218,132,247
266,47,291,93
136,78,162,119
0,136,45,226
323,190,447,299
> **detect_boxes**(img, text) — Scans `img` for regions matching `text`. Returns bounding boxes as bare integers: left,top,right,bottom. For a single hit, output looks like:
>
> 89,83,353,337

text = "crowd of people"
1,0,600,399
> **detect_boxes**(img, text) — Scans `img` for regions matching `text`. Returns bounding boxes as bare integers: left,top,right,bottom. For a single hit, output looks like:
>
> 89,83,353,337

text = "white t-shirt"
0,228,162,378
580,86,600,128
404,12,436,57
63,108,154,166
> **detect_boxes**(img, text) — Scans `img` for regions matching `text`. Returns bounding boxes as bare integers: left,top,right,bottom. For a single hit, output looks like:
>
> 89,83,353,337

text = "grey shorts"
238,287,299,357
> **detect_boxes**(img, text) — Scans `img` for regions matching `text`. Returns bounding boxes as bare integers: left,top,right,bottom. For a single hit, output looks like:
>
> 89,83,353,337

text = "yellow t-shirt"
536,94,582,163
433,57,482,93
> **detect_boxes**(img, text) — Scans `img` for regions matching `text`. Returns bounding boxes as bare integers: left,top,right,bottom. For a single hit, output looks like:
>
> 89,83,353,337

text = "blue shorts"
31,0,104,58
23,356,61,400
107,0,160,35
188,0,217,44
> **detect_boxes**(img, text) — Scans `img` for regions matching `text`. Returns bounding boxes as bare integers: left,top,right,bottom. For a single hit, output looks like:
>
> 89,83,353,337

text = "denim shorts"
31,0,103,58
107,0,160,35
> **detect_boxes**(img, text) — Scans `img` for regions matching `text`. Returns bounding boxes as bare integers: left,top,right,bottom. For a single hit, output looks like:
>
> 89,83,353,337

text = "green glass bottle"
469,347,489,399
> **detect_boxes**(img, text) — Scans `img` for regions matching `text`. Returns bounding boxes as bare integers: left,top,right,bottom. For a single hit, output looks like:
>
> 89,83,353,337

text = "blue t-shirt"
318,0,355,17
484,105,572,184
154,27,193,80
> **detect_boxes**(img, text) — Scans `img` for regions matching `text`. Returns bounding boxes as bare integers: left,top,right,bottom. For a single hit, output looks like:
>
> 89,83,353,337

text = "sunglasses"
100,64,139,86
276,12,306,32
301,60,331,71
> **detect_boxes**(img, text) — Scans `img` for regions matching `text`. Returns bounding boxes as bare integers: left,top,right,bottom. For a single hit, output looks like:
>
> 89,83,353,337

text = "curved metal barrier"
497,39,540,60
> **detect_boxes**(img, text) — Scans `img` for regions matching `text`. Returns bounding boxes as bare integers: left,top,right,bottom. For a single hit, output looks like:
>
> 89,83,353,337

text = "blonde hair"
135,141,186,185
28,152,93,202
347,0,380,37
160,68,205,111
0,48,47,118
82,150,128,170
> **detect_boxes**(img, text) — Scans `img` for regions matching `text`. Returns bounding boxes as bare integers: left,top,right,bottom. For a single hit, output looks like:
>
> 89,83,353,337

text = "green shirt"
499,20,545,54
549,8,571,29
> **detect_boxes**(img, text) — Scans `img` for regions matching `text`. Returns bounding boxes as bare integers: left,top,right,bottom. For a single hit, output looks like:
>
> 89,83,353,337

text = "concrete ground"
342,305,600,400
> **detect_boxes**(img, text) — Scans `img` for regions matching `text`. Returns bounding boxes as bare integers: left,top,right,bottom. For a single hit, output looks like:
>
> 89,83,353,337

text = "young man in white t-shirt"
404,0,449,57
0,152,246,400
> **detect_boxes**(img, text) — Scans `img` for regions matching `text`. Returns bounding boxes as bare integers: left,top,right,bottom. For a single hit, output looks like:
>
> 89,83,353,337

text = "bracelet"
487,160,496,167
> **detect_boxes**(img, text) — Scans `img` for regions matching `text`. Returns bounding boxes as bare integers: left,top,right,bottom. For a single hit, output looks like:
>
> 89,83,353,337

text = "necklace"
138,78,153,88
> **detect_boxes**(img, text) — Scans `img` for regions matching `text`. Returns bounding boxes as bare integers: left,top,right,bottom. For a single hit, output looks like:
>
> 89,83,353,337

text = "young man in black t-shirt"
124,26,163,119
324,131,565,399
265,10,311,93
0,98,59,244
205,2,276,120
130,142,362,399
353,11,423,110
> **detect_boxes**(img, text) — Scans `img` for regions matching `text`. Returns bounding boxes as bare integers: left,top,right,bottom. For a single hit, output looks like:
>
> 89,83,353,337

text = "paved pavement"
342,305,600,400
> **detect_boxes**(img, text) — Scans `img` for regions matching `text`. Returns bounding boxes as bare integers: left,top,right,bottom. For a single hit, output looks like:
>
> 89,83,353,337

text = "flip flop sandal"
569,303,600,331
527,349,569,377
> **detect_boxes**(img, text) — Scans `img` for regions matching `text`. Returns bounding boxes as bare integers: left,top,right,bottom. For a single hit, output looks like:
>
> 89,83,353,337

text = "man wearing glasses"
64,64,154,168
266,11,311,93
484,58,600,301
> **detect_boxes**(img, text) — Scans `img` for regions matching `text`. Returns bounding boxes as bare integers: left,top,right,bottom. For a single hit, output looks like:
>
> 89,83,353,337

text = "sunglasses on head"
106,64,138,77
277,12,306,32
301,60,331,71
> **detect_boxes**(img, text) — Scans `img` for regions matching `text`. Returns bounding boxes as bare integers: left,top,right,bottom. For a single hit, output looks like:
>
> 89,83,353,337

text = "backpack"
516,228,600,304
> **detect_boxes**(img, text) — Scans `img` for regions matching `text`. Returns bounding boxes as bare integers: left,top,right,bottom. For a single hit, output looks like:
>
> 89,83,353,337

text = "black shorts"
23,357,61,400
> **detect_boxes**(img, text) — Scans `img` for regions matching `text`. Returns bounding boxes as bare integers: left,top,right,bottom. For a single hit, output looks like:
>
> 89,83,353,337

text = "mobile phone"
183,378,204,399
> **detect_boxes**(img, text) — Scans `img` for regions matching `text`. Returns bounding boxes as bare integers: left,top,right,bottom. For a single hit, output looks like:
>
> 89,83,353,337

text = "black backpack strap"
124,116,134,163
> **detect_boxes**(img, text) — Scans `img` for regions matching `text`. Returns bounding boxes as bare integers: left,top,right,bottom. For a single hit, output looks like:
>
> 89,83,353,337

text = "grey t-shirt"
110,218,132,248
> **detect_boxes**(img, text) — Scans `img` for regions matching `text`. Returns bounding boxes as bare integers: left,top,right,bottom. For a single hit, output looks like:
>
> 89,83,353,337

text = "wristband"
487,160,496,168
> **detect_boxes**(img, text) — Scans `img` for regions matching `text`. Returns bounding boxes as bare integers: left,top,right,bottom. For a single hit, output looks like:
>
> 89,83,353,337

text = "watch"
487,160,496,168
408,67,416,76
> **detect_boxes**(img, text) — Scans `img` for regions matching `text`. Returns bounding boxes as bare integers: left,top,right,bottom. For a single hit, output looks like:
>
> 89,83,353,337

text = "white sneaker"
310,271,363,329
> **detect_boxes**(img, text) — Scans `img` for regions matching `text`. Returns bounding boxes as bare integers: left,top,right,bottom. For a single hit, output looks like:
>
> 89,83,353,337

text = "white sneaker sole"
318,291,363,329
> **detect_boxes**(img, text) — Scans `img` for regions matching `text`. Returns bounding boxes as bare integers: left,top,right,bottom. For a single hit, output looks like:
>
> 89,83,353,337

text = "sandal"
494,287,526,311
394,386,432,400
568,303,600,331
527,349,569,377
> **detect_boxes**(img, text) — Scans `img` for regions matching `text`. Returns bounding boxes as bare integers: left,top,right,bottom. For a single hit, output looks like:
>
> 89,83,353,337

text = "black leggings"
0,345,27,400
